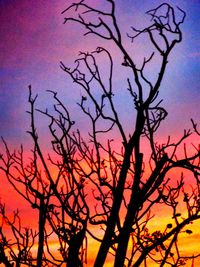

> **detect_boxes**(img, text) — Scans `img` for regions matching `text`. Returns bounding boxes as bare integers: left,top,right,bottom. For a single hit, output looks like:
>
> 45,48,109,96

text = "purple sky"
1,0,200,145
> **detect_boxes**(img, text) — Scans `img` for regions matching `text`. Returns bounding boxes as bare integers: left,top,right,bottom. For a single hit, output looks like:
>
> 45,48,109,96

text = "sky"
0,0,200,140
0,0,200,143
0,0,200,266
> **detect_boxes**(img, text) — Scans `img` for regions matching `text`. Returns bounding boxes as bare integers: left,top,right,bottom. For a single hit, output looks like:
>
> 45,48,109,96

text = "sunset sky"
0,0,200,266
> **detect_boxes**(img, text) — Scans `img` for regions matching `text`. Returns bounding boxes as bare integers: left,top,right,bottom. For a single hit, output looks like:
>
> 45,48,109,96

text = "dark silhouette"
0,1,200,266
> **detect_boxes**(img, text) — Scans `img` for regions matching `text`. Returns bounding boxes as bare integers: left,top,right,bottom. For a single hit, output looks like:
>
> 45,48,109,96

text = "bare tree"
0,88,89,267
0,1,200,267
0,202,38,267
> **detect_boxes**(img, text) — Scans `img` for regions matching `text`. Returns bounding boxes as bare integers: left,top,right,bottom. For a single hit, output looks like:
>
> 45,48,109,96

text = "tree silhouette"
0,1,200,267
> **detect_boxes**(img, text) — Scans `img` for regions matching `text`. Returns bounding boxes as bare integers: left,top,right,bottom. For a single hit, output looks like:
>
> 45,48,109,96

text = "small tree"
0,89,89,267
0,1,200,267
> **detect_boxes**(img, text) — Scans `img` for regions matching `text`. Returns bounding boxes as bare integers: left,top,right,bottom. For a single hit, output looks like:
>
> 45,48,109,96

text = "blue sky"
0,0,199,142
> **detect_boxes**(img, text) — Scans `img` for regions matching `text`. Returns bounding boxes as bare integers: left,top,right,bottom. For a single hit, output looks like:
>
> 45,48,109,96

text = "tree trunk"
0,245,13,267
94,146,133,267
94,111,145,267
37,198,46,267
114,154,168,267
67,226,86,267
